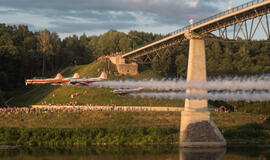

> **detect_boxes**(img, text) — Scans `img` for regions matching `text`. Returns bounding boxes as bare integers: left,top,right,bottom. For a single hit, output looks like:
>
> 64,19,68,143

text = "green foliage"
0,89,4,105
0,72,10,90
152,50,174,77
221,123,270,145
150,40,270,78
0,127,179,146
175,54,188,78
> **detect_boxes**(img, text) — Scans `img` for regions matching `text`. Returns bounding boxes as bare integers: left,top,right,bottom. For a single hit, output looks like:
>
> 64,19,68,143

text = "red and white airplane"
69,71,107,85
25,73,80,85
112,87,145,95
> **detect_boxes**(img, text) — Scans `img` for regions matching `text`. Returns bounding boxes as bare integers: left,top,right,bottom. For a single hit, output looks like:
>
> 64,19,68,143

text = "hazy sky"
0,0,247,38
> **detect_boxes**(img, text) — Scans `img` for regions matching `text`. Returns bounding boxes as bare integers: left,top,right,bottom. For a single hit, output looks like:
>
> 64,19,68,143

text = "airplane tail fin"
73,72,80,79
99,70,107,80
55,73,63,79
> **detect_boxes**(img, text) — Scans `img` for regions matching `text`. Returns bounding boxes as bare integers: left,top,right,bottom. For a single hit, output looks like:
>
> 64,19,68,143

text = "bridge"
110,0,270,147
122,0,270,61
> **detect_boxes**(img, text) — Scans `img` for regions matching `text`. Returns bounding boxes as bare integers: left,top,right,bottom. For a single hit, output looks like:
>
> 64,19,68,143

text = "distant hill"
61,58,118,78
61,58,161,80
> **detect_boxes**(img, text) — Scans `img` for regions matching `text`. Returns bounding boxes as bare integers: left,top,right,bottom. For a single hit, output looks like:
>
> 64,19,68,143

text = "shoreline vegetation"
0,111,269,147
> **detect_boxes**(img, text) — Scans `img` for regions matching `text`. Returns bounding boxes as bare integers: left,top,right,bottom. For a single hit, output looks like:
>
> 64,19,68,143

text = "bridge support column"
180,31,226,147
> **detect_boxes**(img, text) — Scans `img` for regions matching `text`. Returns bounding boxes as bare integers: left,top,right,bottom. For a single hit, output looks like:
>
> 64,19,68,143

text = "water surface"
0,145,269,160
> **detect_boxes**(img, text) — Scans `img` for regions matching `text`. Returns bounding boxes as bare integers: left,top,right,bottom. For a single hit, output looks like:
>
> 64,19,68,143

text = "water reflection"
0,145,179,160
179,148,226,160
0,145,269,160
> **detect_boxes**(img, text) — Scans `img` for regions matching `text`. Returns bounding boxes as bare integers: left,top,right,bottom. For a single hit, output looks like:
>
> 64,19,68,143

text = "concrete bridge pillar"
180,31,226,147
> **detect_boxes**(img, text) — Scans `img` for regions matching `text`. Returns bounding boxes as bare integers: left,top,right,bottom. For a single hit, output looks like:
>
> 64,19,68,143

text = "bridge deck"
122,0,270,60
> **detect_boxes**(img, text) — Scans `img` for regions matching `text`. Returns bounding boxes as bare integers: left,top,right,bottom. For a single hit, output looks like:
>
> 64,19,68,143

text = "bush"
222,123,270,144
0,89,4,105
0,127,179,146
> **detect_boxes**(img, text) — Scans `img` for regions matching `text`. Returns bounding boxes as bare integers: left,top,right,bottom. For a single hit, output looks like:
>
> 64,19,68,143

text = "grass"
0,107,267,129
120,70,162,80
0,112,180,128
62,59,118,78
212,112,268,127
0,111,267,129
9,85,184,107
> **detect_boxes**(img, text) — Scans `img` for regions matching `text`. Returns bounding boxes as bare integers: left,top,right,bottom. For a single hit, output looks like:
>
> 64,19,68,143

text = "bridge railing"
169,0,267,36
125,0,267,56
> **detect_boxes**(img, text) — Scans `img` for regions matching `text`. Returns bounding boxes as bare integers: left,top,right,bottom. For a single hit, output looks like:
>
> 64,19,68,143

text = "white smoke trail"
92,75,270,91
129,92,270,102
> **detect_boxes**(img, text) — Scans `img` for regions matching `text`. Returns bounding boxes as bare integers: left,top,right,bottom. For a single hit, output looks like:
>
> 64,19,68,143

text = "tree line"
151,40,270,78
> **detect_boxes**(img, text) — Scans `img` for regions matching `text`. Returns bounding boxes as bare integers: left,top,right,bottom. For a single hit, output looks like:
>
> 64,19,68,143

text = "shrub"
0,127,179,146
0,89,4,105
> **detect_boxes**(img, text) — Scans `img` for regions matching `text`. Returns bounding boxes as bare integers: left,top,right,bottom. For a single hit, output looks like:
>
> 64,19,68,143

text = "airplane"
112,87,145,95
68,71,107,85
25,73,80,85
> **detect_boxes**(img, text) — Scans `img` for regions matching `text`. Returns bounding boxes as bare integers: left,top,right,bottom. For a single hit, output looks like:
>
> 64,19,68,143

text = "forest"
0,23,270,104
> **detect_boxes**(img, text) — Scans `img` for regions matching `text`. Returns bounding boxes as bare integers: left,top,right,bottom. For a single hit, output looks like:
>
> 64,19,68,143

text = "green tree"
0,89,4,105
151,49,173,77
119,36,131,53
175,54,187,78
152,55,162,75
37,30,53,76
160,50,173,77
50,32,61,71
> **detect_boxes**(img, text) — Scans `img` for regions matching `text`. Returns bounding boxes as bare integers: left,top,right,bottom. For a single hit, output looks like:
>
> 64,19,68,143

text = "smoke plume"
130,91,270,102
92,75,270,91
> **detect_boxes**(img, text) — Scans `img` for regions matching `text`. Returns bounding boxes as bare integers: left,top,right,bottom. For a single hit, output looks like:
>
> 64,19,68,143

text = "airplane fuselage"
69,78,101,85
25,78,70,85
113,87,144,95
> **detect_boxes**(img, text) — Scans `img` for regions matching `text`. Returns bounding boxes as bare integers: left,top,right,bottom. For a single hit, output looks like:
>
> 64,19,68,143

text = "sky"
0,0,247,38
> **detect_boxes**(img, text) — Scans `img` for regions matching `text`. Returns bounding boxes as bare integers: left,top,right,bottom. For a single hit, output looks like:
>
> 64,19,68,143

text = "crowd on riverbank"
0,105,183,114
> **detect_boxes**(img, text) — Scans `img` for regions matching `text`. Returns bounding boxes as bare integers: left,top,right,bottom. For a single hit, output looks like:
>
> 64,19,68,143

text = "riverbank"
0,112,269,146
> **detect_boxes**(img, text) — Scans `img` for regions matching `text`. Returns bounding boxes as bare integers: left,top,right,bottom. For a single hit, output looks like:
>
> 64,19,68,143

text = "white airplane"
112,87,145,95
26,73,80,85
69,71,107,85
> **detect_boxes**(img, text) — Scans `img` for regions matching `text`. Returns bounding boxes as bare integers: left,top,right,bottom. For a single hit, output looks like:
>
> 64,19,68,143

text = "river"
0,145,269,160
